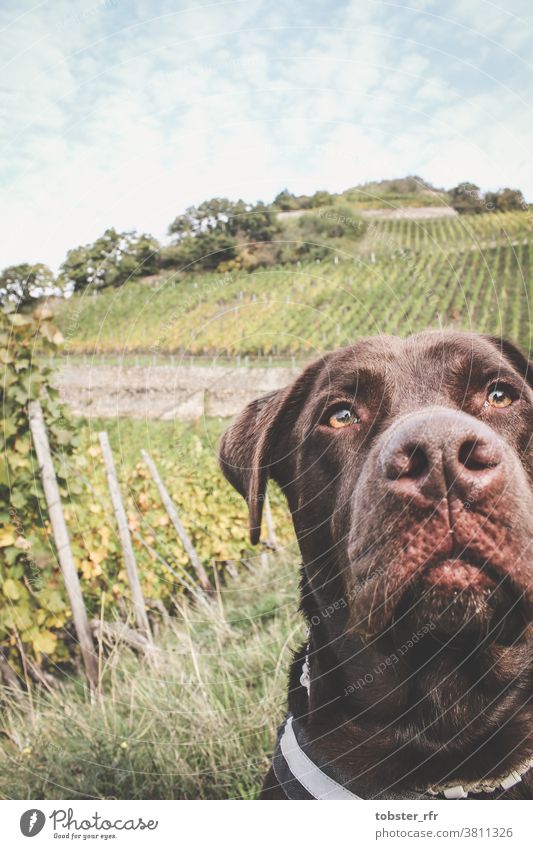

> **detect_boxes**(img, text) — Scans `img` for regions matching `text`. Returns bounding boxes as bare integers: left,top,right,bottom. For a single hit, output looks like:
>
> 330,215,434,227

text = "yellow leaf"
80,559,94,580
3,578,20,600
32,630,57,654
0,526,15,547
9,606,32,631
88,547,107,565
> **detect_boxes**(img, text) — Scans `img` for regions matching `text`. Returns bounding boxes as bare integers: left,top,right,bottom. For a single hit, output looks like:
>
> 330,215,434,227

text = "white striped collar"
279,712,533,800
279,714,363,800
298,640,532,799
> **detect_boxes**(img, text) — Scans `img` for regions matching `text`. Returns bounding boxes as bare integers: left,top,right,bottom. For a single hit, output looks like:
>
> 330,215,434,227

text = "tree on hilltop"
484,187,526,212
449,182,485,215
0,263,55,307
59,229,160,292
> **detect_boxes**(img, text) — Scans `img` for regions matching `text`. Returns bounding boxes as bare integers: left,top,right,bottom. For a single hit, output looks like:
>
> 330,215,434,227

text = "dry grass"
0,553,302,799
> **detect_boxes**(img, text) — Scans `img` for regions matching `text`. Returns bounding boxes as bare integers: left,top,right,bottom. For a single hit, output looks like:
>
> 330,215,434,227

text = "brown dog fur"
219,331,533,798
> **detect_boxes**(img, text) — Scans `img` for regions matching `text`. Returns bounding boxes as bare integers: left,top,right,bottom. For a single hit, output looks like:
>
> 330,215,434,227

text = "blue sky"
1,0,532,269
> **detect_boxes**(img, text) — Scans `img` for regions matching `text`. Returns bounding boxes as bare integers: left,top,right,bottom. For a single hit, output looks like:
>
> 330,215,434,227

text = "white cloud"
0,0,531,270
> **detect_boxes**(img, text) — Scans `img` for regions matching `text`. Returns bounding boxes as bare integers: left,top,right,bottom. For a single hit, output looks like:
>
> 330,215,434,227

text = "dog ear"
219,389,288,545
484,335,533,386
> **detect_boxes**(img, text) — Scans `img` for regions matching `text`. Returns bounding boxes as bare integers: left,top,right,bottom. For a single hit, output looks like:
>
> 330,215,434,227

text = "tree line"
0,180,527,308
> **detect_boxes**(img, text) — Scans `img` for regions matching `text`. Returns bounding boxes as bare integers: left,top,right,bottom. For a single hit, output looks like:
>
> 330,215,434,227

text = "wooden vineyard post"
28,400,98,692
141,450,214,594
98,432,152,638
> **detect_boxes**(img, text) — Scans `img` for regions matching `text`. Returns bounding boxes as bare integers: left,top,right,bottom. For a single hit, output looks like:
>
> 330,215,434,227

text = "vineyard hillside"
54,210,533,356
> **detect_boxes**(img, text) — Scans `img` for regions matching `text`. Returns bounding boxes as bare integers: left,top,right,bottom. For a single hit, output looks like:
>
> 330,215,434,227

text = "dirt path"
277,205,457,221
55,363,296,420
360,206,457,220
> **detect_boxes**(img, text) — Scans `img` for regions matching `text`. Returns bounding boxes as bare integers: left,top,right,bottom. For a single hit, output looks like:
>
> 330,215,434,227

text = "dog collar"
298,637,533,799
274,713,533,800
424,757,533,799
273,714,364,799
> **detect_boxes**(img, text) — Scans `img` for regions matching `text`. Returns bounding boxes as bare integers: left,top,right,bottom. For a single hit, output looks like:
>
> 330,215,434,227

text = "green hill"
54,210,533,356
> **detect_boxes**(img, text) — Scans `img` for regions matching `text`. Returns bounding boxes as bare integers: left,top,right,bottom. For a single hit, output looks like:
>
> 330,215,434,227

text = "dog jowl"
219,330,533,799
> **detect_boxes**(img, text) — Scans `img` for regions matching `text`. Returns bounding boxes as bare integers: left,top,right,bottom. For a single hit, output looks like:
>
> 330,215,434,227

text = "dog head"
219,331,533,651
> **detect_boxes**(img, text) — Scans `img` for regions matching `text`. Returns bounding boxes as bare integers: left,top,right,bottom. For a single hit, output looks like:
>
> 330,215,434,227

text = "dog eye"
328,407,360,428
487,387,513,408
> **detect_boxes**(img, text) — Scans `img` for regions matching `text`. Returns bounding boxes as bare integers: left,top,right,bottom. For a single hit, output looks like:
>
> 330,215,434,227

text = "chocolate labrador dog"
219,331,533,799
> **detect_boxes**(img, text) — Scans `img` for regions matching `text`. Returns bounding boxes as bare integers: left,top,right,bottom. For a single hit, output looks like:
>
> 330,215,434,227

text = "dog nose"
381,409,504,504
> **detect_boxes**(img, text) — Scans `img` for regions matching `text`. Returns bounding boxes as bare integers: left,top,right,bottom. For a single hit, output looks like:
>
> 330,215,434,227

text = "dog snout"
381,409,504,504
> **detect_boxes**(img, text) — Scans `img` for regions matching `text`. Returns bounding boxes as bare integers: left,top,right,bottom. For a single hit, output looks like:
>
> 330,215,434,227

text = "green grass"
0,552,302,799
343,190,449,208
53,211,533,357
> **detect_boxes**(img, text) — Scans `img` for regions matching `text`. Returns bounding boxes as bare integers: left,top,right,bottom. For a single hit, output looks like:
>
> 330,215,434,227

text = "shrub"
273,189,300,211
485,188,526,213
237,241,283,271
307,190,335,208
164,231,237,272
298,204,366,239
449,182,485,215
0,304,78,668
